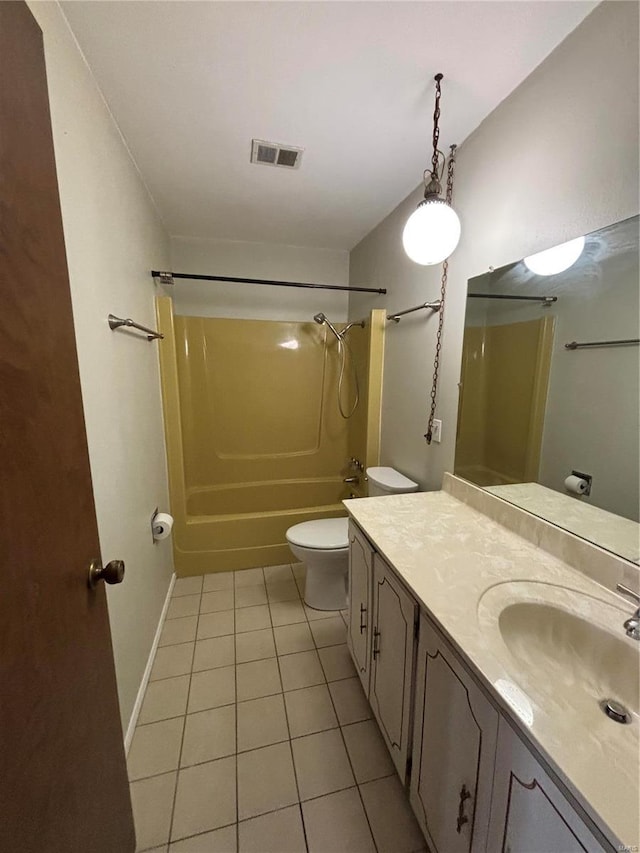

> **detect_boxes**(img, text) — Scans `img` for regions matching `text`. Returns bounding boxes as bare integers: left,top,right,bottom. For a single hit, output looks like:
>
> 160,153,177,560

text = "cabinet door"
488,719,607,853
410,616,498,853
369,554,417,781
347,521,373,697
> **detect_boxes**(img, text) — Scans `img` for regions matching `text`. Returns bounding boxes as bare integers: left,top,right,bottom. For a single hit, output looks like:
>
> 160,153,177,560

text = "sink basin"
478,581,640,719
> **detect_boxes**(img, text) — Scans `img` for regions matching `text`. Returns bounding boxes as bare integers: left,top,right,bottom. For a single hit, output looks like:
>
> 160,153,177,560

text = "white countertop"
344,485,640,850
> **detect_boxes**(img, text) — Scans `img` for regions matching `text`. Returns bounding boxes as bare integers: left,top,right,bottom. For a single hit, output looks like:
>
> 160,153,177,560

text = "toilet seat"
286,517,348,551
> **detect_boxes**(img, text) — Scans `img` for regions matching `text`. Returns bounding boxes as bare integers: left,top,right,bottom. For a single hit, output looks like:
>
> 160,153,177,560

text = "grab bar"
565,338,640,350
108,314,164,341
387,301,441,323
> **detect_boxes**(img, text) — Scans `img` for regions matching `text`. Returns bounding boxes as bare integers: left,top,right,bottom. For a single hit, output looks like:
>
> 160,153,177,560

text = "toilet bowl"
286,518,349,611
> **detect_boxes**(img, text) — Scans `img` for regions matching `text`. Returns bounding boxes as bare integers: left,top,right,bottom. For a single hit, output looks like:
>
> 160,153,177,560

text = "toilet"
285,467,419,611
286,517,349,610
366,466,419,497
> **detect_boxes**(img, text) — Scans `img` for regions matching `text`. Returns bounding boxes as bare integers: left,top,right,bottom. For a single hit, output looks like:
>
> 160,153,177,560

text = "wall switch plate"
432,419,442,443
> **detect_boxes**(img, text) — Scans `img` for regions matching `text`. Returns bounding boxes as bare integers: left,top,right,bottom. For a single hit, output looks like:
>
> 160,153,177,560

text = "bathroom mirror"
454,214,640,562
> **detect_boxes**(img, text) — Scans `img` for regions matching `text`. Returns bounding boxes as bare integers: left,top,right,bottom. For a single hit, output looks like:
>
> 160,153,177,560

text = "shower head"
313,312,342,341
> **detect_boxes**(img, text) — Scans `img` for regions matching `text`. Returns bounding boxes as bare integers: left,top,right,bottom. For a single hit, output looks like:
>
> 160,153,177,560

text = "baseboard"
124,572,176,754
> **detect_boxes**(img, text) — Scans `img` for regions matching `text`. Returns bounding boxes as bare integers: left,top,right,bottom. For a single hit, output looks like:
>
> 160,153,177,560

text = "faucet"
344,475,360,484
616,583,640,640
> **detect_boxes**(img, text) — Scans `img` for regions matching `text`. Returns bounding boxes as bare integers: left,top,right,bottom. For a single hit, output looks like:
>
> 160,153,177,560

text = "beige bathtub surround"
156,299,383,575
344,482,640,849
130,562,422,851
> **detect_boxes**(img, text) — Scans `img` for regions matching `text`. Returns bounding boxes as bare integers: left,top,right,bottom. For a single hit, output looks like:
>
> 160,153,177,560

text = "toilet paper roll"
564,475,588,495
152,512,174,541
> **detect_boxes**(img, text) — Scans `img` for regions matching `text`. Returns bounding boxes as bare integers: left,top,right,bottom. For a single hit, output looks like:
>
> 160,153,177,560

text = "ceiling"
61,1,597,251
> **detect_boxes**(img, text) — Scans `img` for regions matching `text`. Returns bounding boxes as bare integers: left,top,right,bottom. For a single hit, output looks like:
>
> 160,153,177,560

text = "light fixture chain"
431,75,442,178
425,144,457,445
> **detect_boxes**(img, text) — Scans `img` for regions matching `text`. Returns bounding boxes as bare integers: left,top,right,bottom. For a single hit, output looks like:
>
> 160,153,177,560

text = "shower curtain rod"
468,293,557,304
151,270,386,295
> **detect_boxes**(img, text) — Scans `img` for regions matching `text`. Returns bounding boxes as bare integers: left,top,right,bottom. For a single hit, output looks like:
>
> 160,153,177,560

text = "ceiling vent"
251,139,303,170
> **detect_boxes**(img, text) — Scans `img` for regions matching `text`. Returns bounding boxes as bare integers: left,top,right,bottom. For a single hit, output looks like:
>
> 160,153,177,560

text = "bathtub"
173,478,349,575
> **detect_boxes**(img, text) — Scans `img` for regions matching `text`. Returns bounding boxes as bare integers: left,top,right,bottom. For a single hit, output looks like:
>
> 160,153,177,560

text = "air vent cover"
251,139,303,169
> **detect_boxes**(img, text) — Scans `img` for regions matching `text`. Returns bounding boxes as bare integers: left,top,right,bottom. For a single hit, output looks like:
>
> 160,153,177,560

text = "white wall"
349,1,639,492
29,1,174,731
170,235,350,322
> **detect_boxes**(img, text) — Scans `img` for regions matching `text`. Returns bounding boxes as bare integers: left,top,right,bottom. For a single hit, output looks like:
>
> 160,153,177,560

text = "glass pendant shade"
402,198,461,266
524,236,585,275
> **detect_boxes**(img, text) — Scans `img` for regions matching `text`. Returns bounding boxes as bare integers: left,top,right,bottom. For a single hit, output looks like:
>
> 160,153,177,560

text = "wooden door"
369,554,417,781
410,616,498,853
0,3,135,851
347,521,373,696
487,719,606,853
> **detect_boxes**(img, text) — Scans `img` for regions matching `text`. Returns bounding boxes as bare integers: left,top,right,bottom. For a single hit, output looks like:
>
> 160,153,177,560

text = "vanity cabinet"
410,615,498,853
369,553,418,780
487,719,607,853
347,521,373,695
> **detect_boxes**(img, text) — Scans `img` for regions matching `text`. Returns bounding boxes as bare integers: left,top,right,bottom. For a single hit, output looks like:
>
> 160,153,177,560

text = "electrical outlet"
432,419,442,443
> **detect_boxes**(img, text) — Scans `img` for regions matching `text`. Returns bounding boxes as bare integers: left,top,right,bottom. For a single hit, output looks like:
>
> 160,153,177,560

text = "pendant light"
402,74,461,266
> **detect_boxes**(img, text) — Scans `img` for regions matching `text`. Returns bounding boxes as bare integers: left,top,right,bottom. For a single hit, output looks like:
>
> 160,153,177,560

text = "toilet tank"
366,466,419,497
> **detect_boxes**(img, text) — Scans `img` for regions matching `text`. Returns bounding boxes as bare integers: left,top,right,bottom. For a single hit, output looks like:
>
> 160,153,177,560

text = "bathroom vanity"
344,474,640,853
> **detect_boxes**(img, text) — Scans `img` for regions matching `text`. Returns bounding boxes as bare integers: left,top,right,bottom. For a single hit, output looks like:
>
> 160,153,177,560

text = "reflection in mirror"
455,215,640,562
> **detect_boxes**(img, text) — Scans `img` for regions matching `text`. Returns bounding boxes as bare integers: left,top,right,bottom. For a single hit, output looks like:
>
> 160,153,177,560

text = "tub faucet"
344,476,360,485
616,584,640,640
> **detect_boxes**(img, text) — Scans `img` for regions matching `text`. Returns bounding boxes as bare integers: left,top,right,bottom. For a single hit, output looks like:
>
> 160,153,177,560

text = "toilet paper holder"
570,470,592,496
150,507,159,543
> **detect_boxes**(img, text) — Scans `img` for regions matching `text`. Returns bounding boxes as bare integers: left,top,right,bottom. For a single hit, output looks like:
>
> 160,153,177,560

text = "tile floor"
129,563,426,853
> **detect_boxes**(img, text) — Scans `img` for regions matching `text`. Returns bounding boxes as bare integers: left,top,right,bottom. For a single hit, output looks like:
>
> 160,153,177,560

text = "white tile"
139,675,190,725
237,694,289,752
234,568,265,588
269,600,306,627
237,742,298,820
173,576,204,597
302,787,376,853
169,825,237,852
181,705,236,766
342,720,395,783
167,595,201,620
235,584,268,608
266,581,300,603
236,658,282,702
360,775,425,853
291,728,354,801
310,616,347,648
128,717,184,781
304,605,338,621
151,643,194,681
263,564,294,584
236,605,272,634
203,572,235,592
130,772,176,851
274,622,315,656
284,684,338,738
279,650,325,692
193,636,235,672
159,616,198,647
328,678,371,725
318,644,357,681
235,628,276,664
188,665,236,713
201,590,235,613
171,757,237,841
197,610,235,640
238,805,306,853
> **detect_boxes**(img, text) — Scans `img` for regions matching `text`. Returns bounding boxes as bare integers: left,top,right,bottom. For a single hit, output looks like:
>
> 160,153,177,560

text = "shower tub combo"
156,296,384,576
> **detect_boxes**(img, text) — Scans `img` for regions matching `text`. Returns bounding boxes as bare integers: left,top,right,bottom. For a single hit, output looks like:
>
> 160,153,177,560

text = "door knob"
88,558,125,588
